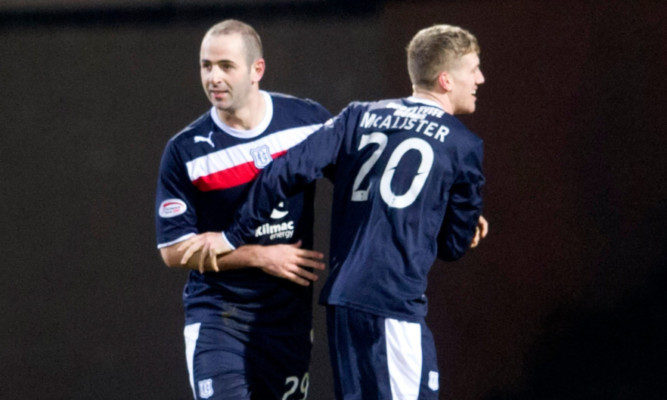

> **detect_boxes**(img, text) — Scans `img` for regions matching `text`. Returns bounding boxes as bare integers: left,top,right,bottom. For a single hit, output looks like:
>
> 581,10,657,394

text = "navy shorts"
184,322,312,400
326,306,439,400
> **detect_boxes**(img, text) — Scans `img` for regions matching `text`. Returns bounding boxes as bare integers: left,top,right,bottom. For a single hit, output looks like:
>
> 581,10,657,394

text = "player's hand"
470,215,489,248
178,232,233,273
252,241,325,287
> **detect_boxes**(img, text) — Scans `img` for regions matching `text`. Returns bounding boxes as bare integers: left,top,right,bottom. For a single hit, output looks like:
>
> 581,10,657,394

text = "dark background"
1,1,665,399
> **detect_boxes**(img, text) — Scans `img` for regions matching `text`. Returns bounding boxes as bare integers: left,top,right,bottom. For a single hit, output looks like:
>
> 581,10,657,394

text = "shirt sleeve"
155,140,199,248
224,108,350,247
437,138,485,261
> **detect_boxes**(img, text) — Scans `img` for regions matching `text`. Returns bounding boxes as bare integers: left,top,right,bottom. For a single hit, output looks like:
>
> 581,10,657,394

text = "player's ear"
251,58,265,84
437,71,453,92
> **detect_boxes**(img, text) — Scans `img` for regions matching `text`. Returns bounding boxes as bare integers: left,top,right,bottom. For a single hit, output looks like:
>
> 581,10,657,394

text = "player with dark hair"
205,23,489,399
155,19,330,400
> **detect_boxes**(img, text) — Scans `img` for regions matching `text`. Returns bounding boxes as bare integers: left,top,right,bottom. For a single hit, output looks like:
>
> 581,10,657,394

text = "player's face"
200,33,258,113
448,52,485,115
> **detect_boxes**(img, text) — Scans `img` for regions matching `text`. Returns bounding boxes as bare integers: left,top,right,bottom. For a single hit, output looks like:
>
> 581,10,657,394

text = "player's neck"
412,88,453,114
218,90,265,131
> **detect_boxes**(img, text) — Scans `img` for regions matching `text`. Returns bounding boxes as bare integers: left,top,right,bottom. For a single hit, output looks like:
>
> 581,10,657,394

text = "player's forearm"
160,242,265,272
437,195,482,260
437,214,480,261
215,245,266,270
160,245,220,271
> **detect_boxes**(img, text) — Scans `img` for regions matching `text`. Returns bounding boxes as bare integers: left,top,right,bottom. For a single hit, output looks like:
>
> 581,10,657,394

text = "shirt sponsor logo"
255,202,294,240
255,221,295,241
270,202,289,219
158,199,187,218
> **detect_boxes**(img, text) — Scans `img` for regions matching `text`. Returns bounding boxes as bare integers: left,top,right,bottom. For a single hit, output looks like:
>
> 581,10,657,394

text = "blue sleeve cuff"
220,231,238,250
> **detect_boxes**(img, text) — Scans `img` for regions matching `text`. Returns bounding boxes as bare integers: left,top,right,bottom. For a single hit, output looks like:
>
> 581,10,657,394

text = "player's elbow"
160,247,183,268
437,238,468,262
438,248,465,262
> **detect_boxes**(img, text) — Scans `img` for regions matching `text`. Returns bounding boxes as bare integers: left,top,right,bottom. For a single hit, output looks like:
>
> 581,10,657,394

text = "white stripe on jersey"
185,124,322,182
184,322,202,400
385,318,423,399
157,232,195,249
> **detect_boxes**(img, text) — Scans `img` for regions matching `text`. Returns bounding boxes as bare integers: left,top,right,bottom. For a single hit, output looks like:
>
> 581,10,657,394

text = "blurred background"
1,0,665,399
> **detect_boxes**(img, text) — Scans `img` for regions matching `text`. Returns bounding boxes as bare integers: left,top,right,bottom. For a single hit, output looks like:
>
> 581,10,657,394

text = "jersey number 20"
351,132,434,208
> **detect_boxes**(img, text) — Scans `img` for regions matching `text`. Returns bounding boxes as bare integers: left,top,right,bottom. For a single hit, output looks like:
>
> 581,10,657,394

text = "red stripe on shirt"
192,150,287,191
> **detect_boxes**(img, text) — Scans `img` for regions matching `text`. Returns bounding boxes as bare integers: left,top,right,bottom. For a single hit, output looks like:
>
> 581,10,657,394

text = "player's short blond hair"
204,19,263,67
407,24,480,90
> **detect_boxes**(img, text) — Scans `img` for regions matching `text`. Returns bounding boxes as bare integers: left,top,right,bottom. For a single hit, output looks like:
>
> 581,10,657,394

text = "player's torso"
324,97,476,318
172,92,327,243
165,92,329,328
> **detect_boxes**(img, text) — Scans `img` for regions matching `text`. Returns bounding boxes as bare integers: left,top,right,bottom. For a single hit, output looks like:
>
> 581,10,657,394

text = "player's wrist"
220,231,237,250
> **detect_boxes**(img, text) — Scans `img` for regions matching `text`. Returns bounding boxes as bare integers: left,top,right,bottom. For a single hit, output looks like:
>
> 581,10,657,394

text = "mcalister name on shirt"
358,101,452,143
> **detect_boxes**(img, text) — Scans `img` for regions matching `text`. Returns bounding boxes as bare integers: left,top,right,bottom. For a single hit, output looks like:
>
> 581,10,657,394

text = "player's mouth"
210,89,229,100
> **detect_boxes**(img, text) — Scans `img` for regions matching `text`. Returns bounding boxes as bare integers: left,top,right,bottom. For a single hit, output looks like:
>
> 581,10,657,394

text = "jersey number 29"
282,372,309,400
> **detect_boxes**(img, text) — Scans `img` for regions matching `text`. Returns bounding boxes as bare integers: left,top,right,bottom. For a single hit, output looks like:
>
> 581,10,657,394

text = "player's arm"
176,107,350,281
153,139,325,284
161,233,325,286
159,232,232,271
437,141,485,261
225,109,350,248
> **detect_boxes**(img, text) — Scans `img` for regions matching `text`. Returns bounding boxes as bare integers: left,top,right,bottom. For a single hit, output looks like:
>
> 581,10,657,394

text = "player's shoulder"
167,109,214,146
344,97,414,113
268,91,331,117
440,115,483,158
335,98,397,118
447,115,482,143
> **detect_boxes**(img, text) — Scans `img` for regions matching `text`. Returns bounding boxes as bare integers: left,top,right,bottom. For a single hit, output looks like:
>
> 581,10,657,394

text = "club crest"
250,145,273,169
198,379,214,399
428,371,439,391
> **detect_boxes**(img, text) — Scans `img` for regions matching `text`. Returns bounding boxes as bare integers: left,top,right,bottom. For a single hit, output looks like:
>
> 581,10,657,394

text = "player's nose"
477,69,485,85
210,65,224,84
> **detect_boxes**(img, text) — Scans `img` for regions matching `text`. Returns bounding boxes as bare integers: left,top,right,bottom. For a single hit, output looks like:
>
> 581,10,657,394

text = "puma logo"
194,131,215,148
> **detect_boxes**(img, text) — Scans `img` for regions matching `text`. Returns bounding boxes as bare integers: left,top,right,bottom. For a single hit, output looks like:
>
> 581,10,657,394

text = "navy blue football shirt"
155,91,331,333
224,96,484,320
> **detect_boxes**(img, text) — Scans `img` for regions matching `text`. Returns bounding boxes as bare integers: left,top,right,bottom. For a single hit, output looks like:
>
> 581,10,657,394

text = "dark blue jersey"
155,91,331,333
224,96,484,320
